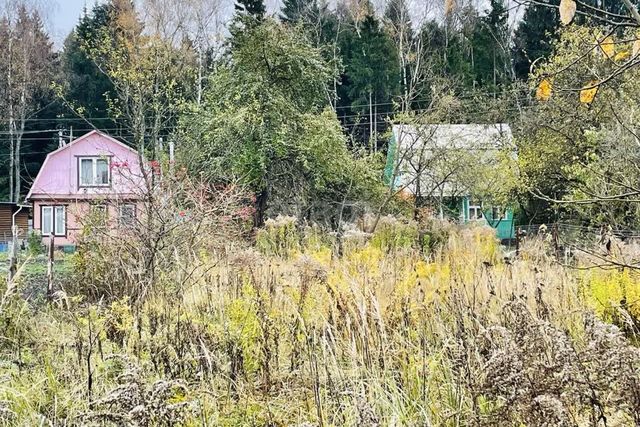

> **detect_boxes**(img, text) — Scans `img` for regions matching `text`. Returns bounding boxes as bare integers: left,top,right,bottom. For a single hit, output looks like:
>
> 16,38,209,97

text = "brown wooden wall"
0,205,29,242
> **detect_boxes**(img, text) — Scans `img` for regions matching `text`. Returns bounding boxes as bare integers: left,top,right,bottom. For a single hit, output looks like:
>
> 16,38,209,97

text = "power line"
339,105,535,129
334,87,532,111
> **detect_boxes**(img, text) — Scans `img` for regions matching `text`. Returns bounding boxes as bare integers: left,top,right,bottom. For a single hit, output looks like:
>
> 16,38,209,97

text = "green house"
460,197,515,241
385,123,516,241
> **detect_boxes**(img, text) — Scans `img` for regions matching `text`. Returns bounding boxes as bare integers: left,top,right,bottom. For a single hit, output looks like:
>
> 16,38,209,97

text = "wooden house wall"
0,205,29,242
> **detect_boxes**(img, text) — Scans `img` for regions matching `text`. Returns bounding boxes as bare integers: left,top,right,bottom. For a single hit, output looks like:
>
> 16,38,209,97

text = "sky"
46,0,524,51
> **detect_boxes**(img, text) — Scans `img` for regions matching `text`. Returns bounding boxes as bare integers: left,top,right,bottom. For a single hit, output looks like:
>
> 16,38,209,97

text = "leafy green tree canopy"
179,18,381,223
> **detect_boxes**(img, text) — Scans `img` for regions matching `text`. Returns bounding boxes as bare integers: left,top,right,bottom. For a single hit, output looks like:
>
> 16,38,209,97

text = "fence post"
7,224,18,284
515,226,522,257
552,223,560,259
47,236,55,300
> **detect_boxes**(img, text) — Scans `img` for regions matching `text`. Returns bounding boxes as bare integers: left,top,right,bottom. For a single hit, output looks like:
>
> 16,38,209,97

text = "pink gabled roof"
26,130,142,201
42,130,138,157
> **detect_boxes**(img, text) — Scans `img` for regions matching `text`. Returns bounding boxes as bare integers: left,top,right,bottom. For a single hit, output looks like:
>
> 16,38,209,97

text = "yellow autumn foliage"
583,269,640,322
580,81,599,104
614,50,630,61
536,79,552,101
600,36,615,58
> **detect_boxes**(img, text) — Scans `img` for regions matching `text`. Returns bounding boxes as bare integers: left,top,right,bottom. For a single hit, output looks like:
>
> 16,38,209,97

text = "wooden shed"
0,202,30,243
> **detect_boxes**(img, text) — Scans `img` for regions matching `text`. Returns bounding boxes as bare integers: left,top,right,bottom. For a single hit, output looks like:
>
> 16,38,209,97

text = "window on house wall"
41,205,66,236
79,157,110,186
468,201,483,220
492,206,506,220
42,206,52,235
119,204,136,227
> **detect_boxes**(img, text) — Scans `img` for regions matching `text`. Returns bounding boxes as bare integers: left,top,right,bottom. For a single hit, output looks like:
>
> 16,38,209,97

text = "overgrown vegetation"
5,0,640,425
2,222,640,425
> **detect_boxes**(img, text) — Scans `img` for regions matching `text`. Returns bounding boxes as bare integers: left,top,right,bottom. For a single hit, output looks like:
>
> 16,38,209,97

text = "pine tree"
512,3,559,79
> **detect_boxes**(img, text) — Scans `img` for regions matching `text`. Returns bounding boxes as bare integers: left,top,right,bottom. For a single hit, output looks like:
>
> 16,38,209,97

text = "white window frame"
492,206,506,220
118,204,136,227
468,201,483,221
41,205,66,236
79,156,111,187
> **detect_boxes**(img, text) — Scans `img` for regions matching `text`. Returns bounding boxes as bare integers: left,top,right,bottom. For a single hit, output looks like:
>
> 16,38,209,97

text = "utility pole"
58,129,65,148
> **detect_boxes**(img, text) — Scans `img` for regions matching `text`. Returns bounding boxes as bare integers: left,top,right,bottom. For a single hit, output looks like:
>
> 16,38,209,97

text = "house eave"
27,193,142,201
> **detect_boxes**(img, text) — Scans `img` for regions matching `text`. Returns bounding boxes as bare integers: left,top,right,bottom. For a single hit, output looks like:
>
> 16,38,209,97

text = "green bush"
26,231,44,256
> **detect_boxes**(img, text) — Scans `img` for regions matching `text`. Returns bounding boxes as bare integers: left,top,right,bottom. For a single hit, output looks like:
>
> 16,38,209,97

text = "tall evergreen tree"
60,2,117,131
235,0,266,20
337,0,399,149
512,3,559,79
0,5,55,201
280,0,319,24
470,0,512,89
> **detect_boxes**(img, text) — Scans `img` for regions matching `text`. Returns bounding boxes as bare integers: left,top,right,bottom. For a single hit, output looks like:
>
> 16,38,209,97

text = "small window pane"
97,159,109,185
42,206,52,235
80,159,93,185
119,204,135,226
54,206,65,235
469,206,482,220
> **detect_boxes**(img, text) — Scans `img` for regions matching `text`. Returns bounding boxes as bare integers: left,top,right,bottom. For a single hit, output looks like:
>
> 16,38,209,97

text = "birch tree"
77,0,196,153
0,2,53,202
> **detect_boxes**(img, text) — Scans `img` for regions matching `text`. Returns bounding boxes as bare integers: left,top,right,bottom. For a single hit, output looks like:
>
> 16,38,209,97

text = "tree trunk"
369,90,373,152
8,132,14,203
7,34,14,202
374,98,377,152
254,188,268,228
197,45,203,106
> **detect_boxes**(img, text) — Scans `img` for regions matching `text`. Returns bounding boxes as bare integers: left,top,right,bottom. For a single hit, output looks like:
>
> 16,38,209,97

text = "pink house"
26,130,145,246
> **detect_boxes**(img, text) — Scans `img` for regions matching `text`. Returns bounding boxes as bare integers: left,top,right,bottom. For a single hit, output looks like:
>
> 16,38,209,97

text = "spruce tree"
63,2,117,129
470,0,512,89
336,1,399,148
512,3,559,79
417,20,474,96
280,0,318,24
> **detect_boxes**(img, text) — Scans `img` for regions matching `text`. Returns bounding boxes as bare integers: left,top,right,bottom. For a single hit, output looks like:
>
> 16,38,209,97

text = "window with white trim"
79,157,110,186
41,205,66,236
468,201,483,220
118,204,136,227
492,206,506,220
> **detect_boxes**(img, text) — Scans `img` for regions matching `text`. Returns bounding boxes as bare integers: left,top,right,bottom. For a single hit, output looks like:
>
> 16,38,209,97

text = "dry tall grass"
1,220,639,426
